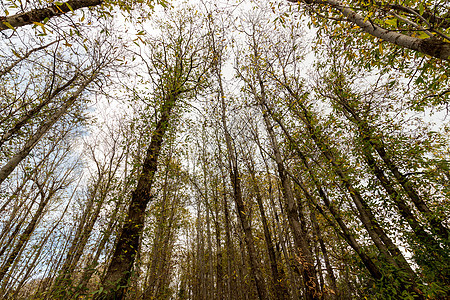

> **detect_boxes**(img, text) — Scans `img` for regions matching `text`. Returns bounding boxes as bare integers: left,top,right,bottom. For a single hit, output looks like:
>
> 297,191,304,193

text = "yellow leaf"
33,22,45,27
2,21,15,30
11,50,21,58
66,2,74,12
363,11,373,23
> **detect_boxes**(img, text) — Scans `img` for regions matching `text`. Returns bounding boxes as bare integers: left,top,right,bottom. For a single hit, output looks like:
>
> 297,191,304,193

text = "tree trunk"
0,189,55,283
336,96,449,242
246,157,289,300
97,92,178,300
220,112,269,300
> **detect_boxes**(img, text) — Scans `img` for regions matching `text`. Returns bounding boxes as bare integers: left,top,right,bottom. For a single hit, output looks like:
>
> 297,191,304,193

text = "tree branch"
0,0,102,32
289,0,450,60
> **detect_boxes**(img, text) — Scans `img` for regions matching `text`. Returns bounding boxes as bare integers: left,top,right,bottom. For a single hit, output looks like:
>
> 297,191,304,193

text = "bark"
11,194,72,299
214,150,236,300
264,160,299,300
246,158,289,300
310,209,338,300
143,169,172,299
262,113,320,300
360,138,444,253
205,195,214,300
0,131,64,217
219,98,269,300
151,204,177,299
97,92,178,300
0,192,38,257
212,184,223,300
78,198,123,292
222,186,234,300
271,90,423,296
144,160,180,300
243,36,320,297
296,102,418,278
52,168,113,297
381,3,450,30
0,0,102,32
288,0,450,60
264,104,399,286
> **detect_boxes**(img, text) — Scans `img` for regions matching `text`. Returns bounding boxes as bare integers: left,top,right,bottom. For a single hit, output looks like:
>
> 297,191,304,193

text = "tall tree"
97,9,211,299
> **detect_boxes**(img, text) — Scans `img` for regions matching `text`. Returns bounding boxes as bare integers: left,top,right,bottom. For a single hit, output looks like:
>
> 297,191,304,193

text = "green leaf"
385,18,397,27
417,31,430,39
419,3,424,15
66,2,74,12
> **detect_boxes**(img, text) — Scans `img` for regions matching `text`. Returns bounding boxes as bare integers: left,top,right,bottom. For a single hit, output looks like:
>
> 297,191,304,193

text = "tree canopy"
0,0,448,299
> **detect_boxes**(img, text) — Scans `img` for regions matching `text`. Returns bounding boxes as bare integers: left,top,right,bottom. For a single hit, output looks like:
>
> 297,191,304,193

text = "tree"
1,1,448,299
96,8,211,299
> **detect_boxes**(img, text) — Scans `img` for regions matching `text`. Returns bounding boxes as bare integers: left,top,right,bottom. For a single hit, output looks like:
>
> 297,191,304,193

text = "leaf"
2,22,15,30
11,50,21,58
418,3,424,15
66,2,74,12
417,31,430,39
33,21,45,27
385,18,397,27
363,11,373,23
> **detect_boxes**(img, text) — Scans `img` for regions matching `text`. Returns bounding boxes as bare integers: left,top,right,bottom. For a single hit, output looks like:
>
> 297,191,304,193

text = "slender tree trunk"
217,69,269,300
269,92,423,296
336,96,449,242
78,198,124,291
0,73,79,149
264,105,387,283
0,189,55,283
0,77,94,185
52,173,110,297
97,91,178,300
310,208,338,300
262,113,320,300
246,157,289,300
212,183,223,300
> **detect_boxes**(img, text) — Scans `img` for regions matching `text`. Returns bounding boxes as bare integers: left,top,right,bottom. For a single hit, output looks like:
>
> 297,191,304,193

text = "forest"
0,0,449,299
